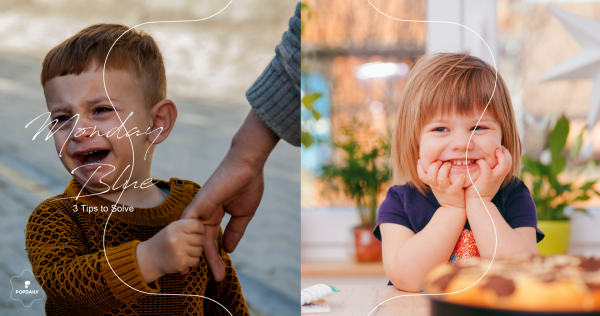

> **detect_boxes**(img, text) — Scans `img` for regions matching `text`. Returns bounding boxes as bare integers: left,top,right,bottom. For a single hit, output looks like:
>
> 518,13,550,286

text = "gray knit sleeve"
245,2,300,147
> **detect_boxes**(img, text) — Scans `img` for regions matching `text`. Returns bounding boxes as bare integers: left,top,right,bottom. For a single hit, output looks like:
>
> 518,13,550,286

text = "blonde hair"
392,52,521,197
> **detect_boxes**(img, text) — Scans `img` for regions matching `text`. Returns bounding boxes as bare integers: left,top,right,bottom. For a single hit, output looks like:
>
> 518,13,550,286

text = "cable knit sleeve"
25,199,160,314
245,2,300,147
203,229,250,316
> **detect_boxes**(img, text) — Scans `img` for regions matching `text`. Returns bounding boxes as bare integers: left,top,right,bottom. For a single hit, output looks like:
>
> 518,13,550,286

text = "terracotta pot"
353,226,382,262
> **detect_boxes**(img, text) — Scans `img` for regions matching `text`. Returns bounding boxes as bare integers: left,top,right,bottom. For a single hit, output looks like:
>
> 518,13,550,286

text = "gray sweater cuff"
246,2,300,147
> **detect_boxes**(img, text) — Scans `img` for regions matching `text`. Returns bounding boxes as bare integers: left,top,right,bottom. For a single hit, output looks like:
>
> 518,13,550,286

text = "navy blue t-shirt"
374,177,545,243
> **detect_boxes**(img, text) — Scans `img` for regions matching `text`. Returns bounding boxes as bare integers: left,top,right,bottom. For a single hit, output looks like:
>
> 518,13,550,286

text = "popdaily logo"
10,269,45,307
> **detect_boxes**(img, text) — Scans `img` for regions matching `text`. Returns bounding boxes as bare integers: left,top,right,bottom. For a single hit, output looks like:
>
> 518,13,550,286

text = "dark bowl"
430,297,600,316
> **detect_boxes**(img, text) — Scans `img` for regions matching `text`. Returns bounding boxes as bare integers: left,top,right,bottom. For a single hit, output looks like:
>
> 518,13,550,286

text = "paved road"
0,54,299,315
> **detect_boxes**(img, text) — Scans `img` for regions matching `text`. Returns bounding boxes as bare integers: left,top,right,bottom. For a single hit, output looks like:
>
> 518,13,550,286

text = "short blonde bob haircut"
392,52,521,197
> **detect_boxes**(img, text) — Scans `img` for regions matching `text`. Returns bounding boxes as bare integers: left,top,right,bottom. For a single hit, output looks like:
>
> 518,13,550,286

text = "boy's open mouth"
75,150,110,166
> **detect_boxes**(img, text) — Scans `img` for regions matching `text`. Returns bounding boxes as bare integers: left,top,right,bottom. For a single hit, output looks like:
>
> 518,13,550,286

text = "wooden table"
301,260,387,276
301,285,430,316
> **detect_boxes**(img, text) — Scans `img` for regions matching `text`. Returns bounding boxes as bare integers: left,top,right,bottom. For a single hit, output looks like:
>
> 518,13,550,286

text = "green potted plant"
319,126,392,261
521,114,600,255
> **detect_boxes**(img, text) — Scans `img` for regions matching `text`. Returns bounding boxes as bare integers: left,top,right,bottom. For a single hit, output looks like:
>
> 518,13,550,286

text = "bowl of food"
423,254,600,315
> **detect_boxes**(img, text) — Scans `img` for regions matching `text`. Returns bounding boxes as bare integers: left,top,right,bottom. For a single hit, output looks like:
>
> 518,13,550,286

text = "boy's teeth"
83,160,102,165
83,151,98,156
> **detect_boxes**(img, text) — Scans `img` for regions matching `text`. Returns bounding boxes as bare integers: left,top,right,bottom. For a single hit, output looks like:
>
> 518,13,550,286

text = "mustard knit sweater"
26,177,250,316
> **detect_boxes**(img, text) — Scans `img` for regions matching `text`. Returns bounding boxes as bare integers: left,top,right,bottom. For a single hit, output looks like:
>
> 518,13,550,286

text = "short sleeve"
503,179,545,243
373,186,413,241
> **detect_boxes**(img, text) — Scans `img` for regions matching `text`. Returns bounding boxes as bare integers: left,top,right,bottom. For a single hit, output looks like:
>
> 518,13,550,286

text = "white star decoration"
538,6,600,158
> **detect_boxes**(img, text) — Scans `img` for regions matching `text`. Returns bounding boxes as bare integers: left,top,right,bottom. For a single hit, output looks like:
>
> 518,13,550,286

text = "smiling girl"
373,53,545,292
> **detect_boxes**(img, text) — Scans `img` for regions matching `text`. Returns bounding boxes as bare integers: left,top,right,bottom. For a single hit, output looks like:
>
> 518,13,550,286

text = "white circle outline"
100,1,234,315
365,1,500,315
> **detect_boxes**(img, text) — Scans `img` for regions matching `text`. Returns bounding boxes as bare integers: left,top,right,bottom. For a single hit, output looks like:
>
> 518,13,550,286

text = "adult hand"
180,109,280,282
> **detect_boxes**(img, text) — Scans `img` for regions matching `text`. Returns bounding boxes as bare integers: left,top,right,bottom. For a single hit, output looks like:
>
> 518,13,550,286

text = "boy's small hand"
137,219,205,284
465,146,511,202
417,159,467,210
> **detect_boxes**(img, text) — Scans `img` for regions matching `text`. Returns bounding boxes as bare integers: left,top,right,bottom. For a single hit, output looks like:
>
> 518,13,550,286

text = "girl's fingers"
493,148,504,177
451,173,466,193
492,147,510,178
438,161,452,188
417,159,428,184
427,161,442,188
476,159,491,178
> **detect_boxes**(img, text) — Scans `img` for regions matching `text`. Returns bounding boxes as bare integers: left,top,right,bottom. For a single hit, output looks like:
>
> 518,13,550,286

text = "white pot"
301,207,361,261
568,207,600,257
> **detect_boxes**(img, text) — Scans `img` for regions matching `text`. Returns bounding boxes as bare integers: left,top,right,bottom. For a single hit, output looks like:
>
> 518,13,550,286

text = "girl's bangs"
419,67,499,127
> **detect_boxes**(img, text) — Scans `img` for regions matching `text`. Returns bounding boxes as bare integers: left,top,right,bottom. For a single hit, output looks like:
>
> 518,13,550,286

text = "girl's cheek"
419,143,440,170
420,154,435,172
423,160,436,172
418,155,428,167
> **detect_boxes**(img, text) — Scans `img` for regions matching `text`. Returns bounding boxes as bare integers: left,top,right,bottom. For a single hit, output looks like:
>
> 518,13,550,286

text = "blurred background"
301,0,600,287
0,0,298,315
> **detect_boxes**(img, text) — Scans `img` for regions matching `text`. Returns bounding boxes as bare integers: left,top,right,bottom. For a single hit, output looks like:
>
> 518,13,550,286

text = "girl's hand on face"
417,158,467,210
464,145,512,202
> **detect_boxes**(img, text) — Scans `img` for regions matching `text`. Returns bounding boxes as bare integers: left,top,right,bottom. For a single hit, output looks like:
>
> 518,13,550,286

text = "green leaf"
547,173,561,190
555,183,571,196
301,129,313,148
301,2,312,18
579,181,597,191
573,194,590,201
570,127,585,160
312,109,321,121
302,92,322,111
549,115,569,158
318,127,392,226
521,155,541,176
550,155,566,176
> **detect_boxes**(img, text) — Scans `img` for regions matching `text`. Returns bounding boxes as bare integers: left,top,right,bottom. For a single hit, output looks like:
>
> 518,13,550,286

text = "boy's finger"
179,268,190,275
181,219,205,235
187,233,205,247
187,245,203,258
203,225,225,282
437,162,451,188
